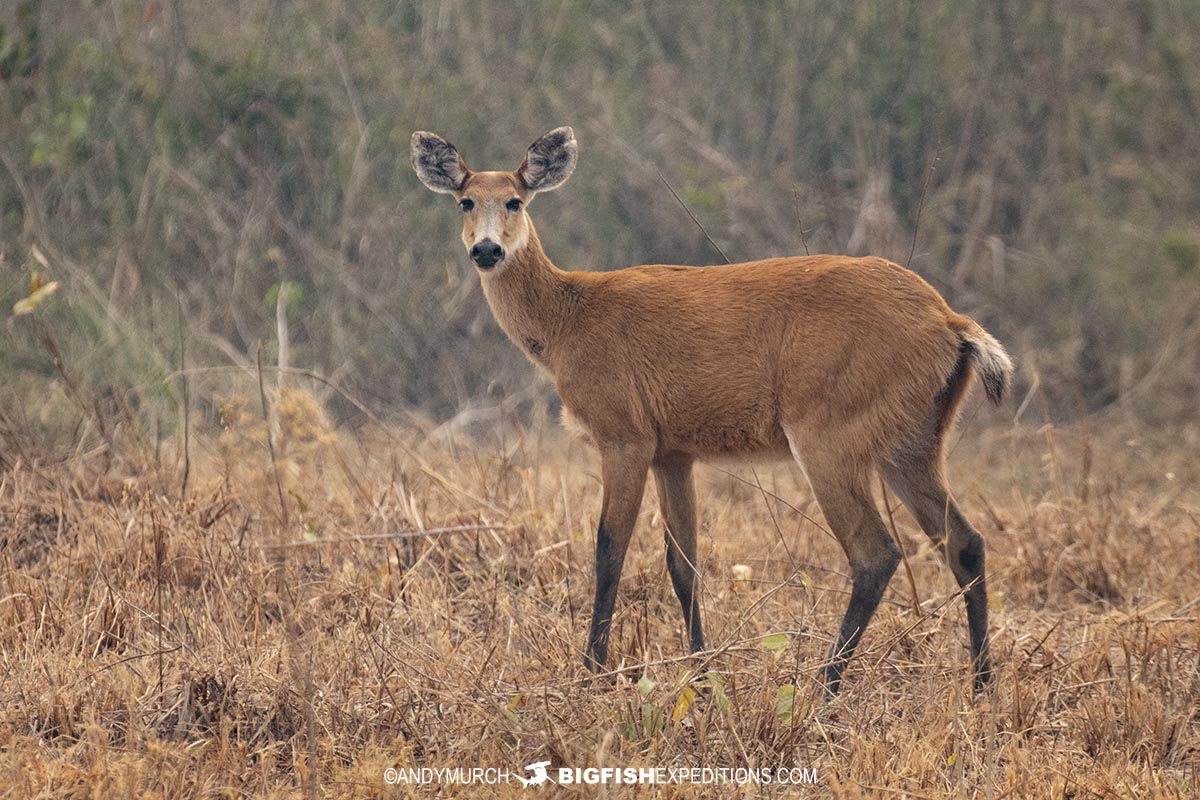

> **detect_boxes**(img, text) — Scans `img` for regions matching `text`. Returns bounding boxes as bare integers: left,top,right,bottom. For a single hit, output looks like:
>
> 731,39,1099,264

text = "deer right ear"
411,132,470,194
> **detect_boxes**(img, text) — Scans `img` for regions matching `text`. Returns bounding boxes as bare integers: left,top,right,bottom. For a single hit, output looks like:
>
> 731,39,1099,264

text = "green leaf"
704,671,730,713
761,633,790,651
642,702,664,737
636,673,655,698
799,571,814,593
776,685,795,722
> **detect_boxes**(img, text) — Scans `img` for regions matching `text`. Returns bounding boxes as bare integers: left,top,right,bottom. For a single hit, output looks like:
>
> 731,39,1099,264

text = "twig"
259,524,506,549
579,628,824,685
949,396,987,458
751,466,800,574
706,464,836,543
275,553,319,800
582,561,834,686
176,290,190,500
906,158,936,268
32,318,114,468
792,184,811,256
68,645,183,689
152,509,166,702
656,167,731,264
866,573,982,676
275,280,289,393
880,476,922,616
256,342,289,527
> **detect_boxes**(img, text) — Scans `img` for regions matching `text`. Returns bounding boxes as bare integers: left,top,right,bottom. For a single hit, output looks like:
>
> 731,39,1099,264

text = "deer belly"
650,386,789,459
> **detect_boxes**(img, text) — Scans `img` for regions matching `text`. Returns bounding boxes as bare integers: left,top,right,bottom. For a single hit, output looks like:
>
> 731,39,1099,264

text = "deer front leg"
583,442,653,672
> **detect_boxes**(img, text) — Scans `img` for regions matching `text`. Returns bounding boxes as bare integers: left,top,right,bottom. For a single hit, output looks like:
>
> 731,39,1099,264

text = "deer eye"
505,198,522,213
460,198,475,212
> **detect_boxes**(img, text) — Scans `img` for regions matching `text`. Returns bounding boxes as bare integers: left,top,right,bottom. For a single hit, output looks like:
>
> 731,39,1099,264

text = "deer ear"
517,127,577,194
411,131,470,194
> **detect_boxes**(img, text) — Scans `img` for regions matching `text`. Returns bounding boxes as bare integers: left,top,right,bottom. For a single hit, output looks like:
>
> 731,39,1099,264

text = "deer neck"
478,223,580,366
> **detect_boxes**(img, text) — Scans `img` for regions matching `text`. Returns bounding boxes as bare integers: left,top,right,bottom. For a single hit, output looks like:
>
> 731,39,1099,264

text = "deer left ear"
411,131,470,194
517,127,577,195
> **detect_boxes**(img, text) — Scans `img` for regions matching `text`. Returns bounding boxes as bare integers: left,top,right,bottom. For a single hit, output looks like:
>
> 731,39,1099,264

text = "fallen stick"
259,523,506,548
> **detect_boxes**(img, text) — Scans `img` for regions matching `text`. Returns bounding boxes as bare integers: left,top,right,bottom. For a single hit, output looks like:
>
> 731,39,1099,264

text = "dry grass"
1,394,1197,798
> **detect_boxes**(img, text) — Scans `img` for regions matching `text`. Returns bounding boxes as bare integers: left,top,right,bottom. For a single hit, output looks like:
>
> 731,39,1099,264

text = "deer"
411,126,1012,695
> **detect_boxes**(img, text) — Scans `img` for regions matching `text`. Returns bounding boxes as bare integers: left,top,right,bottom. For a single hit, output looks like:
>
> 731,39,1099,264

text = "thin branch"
949,396,987,458
152,509,166,702
259,524,506,549
68,645,183,690
880,476,922,616
32,318,114,468
907,159,936,268
792,184,811,256
580,562,833,686
750,466,800,574
256,342,289,527
707,464,836,543
176,290,190,500
656,167,731,264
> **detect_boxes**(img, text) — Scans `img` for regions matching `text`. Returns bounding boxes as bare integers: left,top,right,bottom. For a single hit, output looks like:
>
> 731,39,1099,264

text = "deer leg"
881,457,992,690
796,450,900,695
820,500,900,694
653,455,704,654
584,443,652,672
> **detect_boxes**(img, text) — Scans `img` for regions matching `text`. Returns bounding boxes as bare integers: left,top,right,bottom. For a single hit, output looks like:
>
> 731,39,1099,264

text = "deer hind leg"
653,454,704,654
880,450,992,690
788,436,901,695
584,441,653,673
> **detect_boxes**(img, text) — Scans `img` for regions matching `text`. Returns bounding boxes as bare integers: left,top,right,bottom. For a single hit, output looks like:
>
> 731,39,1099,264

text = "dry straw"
0,398,1196,797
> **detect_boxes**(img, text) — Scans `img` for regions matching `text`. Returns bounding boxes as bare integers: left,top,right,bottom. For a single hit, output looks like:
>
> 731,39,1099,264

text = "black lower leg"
666,544,704,653
964,587,991,689
585,520,623,672
955,533,992,689
821,552,899,695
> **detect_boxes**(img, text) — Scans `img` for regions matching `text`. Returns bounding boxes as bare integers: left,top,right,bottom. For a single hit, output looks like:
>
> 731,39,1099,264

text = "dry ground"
1,393,1198,798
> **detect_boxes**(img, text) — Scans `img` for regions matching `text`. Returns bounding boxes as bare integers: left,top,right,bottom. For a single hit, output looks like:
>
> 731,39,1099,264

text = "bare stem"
657,167,731,264
256,341,289,527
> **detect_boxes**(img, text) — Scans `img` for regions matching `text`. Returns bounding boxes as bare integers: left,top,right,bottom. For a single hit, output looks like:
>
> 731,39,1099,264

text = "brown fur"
412,128,1013,694
494,237,960,462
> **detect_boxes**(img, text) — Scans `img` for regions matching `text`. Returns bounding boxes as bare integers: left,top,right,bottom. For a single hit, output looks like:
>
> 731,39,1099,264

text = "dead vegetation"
0,392,1197,798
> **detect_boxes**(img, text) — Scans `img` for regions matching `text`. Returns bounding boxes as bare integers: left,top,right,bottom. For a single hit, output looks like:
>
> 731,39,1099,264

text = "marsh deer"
411,127,1012,694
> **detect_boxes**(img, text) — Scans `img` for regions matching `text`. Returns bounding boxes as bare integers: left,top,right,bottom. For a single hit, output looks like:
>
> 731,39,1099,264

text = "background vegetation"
2,0,1199,458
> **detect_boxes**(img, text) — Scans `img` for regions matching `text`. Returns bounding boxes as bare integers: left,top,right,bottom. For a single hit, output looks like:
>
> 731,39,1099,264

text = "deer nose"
470,240,504,269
